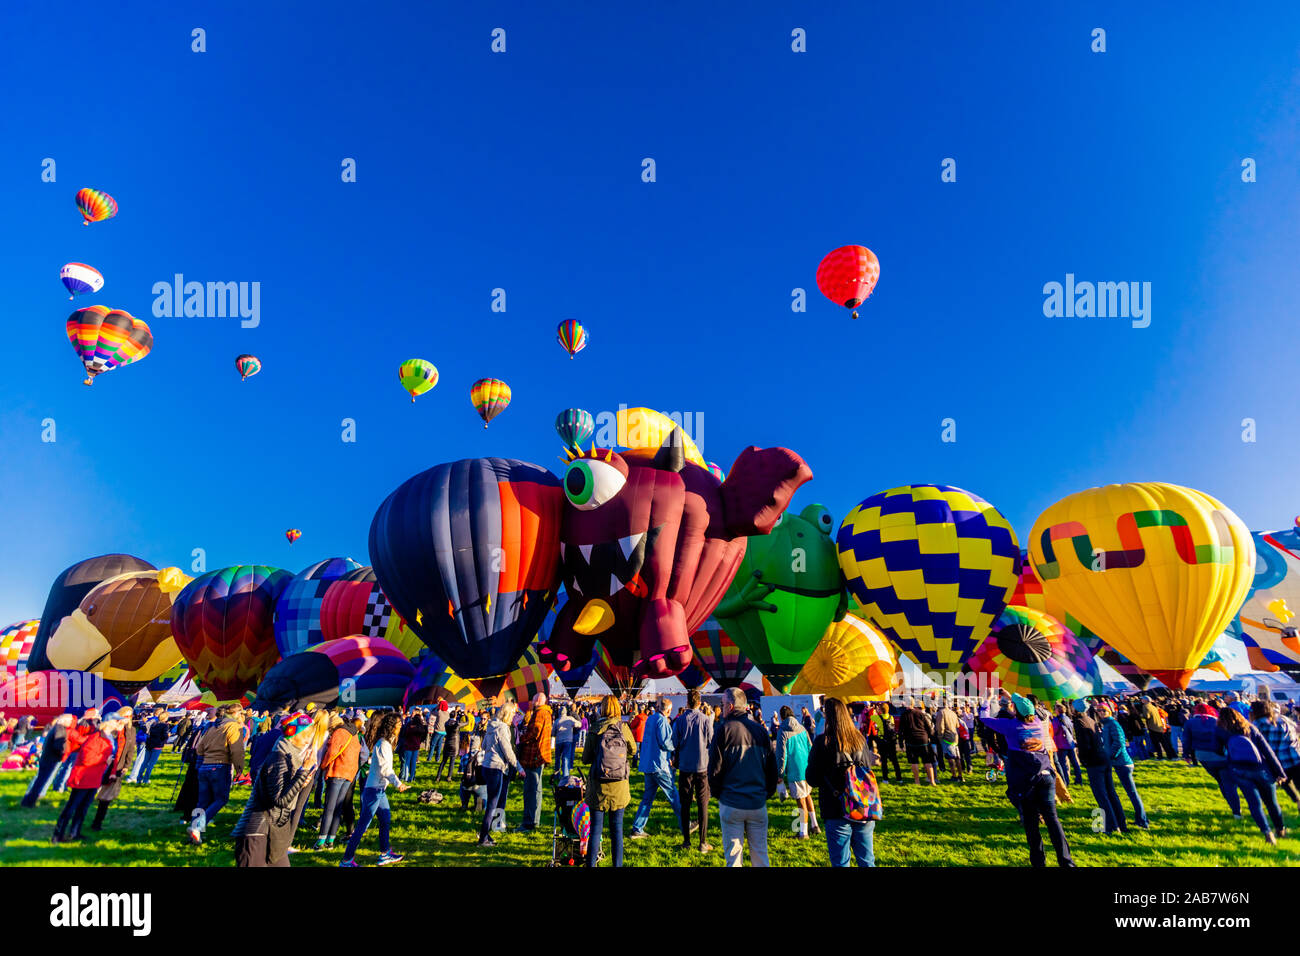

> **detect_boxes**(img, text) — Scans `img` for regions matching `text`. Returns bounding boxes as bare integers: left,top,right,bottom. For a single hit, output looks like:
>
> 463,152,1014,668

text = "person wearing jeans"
630,698,680,837
1097,703,1149,830
582,696,638,867
825,818,876,866
707,687,777,867
587,807,625,866
314,716,361,849
553,705,579,780
1218,706,1289,844
476,702,520,847
188,705,246,844
514,694,552,833
1070,701,1127,834
339,713,408,866
672,689,714,853
807,697,879,867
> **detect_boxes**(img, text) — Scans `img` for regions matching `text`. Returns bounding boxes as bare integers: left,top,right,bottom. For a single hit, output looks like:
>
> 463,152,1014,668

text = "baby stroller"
549,768,590,867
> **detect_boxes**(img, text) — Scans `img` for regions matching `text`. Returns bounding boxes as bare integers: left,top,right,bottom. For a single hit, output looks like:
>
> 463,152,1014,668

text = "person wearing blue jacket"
1217,707,1288,844
1183,702,1241,817
1097,703,1149,830
629,698,680,838
776,706,817,838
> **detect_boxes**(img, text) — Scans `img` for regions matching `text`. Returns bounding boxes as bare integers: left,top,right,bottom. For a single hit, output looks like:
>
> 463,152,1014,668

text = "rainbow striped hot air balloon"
556,319,588,359
471,377,511,427
75,188,118,225
235,354,261,380
60,263,104,299
965,605,1102,701
65,306,153,386
399,359,438,402
689,619,752,688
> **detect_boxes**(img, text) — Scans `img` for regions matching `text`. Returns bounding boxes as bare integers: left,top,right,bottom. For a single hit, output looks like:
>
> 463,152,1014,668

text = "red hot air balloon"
816,245,880,319
285,529,302,545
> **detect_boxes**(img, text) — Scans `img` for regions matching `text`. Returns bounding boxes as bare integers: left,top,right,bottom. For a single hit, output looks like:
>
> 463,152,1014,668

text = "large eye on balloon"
564,459,626,510
810,506,833,535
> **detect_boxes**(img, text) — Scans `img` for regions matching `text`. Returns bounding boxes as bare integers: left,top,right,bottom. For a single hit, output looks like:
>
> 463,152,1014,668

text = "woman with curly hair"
339,712,409,866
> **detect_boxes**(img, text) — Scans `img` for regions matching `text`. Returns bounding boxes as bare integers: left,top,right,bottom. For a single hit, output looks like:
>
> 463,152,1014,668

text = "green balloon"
713,503,847,692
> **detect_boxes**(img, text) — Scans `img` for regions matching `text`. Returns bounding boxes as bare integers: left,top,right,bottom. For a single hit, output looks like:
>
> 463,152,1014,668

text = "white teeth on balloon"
618,532,643,560
579,544,594,563
610,572,623,596
559,543,567,561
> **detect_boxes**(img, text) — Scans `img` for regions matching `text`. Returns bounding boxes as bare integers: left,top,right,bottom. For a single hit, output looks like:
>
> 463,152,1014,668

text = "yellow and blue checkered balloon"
835,485,1020,675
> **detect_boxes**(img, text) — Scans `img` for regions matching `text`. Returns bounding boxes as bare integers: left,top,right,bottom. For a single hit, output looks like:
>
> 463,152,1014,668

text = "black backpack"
594,723,629,783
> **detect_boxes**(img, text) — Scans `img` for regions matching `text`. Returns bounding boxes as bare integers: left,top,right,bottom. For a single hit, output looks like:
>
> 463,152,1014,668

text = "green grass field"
3,751,1298,866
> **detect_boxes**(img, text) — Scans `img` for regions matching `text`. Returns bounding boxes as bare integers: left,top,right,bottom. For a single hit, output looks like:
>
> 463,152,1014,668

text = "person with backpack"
708,687,778,867
1218,706,1288,844
1182,701,1240,816
806,697,879,866
1051,703,1083,785
476,702,520,847
583,695,638,867
776,704,818,839
1070,699,1127,834
1096,702,1150,830
978,694,1075,867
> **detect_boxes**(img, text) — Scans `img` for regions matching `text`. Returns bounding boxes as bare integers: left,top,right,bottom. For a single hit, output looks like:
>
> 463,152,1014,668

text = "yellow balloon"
1028,482,1254,690
792,613,898,701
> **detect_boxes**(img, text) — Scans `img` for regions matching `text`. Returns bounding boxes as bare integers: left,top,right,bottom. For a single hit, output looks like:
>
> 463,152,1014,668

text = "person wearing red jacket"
53,713,125,844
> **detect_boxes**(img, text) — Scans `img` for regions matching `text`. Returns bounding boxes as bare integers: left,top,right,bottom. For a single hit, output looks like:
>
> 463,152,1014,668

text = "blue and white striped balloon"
60,262,104,300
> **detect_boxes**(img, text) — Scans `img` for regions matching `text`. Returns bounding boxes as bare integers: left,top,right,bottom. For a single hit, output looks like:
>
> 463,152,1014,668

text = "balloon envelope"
273,557,364,658
470,378,511,426
235,354,261,380
688,619,752,688
75,187,118,224
399,359,438,401
816,245,879,315
65,306,153,384
792,613,897,701
965,605,1102,701
27,554,156,673
0,620,39,682
1230,521,1300,674
255,636,414,708
61,262,104,298
555,408,595,450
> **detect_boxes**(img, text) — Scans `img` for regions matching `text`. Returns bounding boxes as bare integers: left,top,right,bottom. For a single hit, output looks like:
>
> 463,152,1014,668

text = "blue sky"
4,3,1299,674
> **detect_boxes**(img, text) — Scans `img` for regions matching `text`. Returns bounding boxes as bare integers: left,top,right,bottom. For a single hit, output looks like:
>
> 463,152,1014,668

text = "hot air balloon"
688,619,752,689
500,644,554,704
556,320,588,359
594,642,648,698
1028,482,1255,690
1010,552,1105,655
75,187,118,225
404,648,485,708
0,670,126,723
318,566,423,660
1229,520,1300,674
26,554,156,674
705,462,726,482
1198,647,1232,679
255,636,415,709
555,408,595,451
65,306,154,386
369,457,563,693
1099,647,1154,690
45,567,191,692
60,262,104,299
792,614,898,701
714,503,847,692
675,659,712,690
0,620,39,682
964,605,1102,701
273,557,364,658
470,378,511,427
171,565,293,702
235,354,261,380
399,359,438,402
816,245,879,319
836,485,1020,677
285,529,302,545
615,407,707,468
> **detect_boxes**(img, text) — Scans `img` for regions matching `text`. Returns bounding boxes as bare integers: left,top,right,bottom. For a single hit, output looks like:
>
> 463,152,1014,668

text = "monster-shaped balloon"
714,503,846,692
27,554,156,674
538,421,811,680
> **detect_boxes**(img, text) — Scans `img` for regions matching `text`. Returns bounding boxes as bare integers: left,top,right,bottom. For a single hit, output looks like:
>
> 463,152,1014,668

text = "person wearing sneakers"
232,712,319,867
338,712,408,867
776,705,818,839
188,703,246,844
315,712,361,850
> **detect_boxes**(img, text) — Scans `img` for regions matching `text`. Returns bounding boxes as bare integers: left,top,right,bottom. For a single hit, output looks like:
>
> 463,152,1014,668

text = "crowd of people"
5,684,1298,868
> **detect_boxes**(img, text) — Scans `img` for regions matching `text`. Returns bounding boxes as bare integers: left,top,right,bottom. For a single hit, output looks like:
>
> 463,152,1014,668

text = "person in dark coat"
232,712,319,867
90,708,137,831
21,715,73,807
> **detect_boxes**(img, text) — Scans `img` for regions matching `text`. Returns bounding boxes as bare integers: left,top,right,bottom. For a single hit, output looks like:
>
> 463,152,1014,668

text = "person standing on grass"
672,689,713,854
898,700,936,786
630,697,679,839
233,712,319,867
1051,703,1084,785
89,707,136,832
339,712,408,866
1095,702,1150,831
583,695,638,867
807,697,879,867
398,709,426,783
435,708,463,782
553,704,580,780
1252,699,1300,810
516,694,553,833
776,705,818,838
427,701,450,765
52,713,122,844
978,694,1075,868
188,703,246,844
708,687,778,867
1218,706,1288,845
22,714,73,807
1070,699,1127,835
476,701,520,847
933,701,963,783
132,710,170,784
315,713,361,849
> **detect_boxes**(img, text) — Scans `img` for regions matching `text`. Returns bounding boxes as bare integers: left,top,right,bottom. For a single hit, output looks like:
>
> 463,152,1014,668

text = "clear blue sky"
4,3,1300,680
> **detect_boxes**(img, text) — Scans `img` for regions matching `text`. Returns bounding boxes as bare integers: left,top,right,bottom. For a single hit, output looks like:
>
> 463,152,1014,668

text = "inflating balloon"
555,408,595,451
1099,647,1153,690
1028,482,1254,690
471,377,511,427
26,554,156,674
171,565,293,702
0,620,39,682
715,503,847,692
816,245,879,319
556,320,588,359
45,567,191,692
60,262,103,299
255,636,415,709
404,647,485,707
0,670,126,723
1010,552,1104,655
370,457,563,690
595,642,648,698
75,187,118,225
837,485,1020,676
318,566,423,660
399,359,438,402
1198,647,1232,679
689,619,752,688
791,613,897,701
235,354,261,380
1229,520,1300,674
706,462,726,482
964,605,1102,701
273,557,364,658
66,306,154,386
500,643,554,704
285,529,302,545
675,659,712,690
